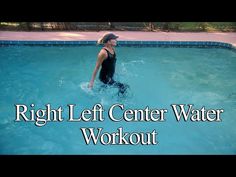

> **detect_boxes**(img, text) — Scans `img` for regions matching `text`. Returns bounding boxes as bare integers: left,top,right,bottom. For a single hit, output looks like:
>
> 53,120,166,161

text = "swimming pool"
0,43,236,154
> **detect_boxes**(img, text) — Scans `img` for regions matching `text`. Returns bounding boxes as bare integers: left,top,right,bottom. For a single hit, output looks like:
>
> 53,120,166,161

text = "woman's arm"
88,50,107,89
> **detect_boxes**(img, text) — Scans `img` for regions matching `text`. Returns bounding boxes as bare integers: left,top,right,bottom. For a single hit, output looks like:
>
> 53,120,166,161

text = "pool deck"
0,31,236,47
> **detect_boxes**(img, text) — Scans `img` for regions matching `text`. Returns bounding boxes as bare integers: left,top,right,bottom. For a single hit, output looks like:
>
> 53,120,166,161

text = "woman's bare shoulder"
98,48,107,56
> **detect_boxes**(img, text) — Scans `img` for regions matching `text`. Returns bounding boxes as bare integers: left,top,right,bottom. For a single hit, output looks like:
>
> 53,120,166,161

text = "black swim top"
99,48,117,82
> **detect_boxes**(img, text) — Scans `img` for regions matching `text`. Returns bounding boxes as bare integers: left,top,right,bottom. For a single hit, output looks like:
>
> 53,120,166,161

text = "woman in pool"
88,32,129,96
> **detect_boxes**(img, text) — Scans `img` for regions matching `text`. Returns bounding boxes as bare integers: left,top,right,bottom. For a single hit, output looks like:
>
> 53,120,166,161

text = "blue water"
0,45,236,154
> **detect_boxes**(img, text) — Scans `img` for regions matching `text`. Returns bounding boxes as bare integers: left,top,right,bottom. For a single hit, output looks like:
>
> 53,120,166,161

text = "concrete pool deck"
0,31,236,47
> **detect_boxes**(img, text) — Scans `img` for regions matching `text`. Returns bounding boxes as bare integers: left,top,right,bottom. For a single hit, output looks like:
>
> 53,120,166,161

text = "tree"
149,22,155,31
108,22,115,29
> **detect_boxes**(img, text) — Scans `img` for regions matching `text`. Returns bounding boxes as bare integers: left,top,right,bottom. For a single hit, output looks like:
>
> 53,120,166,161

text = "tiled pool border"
0,40,236,51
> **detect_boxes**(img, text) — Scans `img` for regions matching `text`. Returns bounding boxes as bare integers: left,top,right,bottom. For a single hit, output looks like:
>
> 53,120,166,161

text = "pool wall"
0,40,236,51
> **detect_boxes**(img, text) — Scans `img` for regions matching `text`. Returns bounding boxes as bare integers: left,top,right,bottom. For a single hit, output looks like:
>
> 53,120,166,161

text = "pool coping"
1,31,236,50
1,40,236,51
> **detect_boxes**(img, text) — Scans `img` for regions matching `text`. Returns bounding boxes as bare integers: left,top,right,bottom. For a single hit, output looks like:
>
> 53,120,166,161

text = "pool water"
0,45,236,154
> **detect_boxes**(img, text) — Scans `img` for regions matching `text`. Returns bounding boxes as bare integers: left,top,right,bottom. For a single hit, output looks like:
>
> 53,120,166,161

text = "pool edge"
0,40,236,51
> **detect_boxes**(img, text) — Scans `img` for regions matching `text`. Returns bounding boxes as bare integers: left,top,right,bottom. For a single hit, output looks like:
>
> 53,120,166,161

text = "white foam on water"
58,78,64,87
130,60,145,64
119,60,143,78
80,82,95,96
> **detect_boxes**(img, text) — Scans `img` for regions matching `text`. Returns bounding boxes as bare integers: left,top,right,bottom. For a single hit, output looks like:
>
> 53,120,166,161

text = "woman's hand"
88,81,94,89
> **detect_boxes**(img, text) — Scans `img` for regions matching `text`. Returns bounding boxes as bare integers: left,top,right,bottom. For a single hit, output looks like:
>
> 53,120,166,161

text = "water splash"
80,82,95,96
